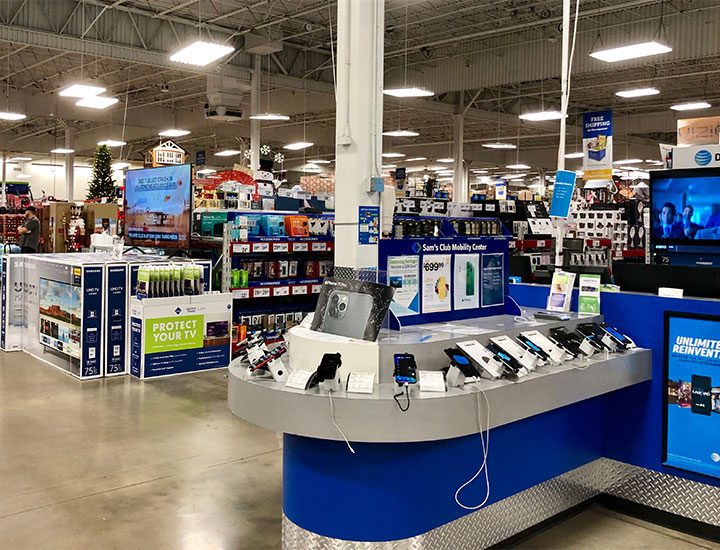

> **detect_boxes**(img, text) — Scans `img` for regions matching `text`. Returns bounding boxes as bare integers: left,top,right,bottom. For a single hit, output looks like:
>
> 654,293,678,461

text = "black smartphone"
548,327,582,357
443,348,482,378
316,353,342,382
515,334,551,361
394,353,418,385
483,342,523,374
574,324,609,351
599,323,635,349
691,375,712,416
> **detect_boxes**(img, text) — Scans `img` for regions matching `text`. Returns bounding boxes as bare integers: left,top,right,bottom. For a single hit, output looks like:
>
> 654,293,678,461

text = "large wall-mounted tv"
124,164,192,249
650,168,720,252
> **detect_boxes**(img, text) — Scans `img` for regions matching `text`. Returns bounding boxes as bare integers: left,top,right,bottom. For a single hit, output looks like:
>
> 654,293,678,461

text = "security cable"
393,383,411,412
454,384,491,511
328,390,355,454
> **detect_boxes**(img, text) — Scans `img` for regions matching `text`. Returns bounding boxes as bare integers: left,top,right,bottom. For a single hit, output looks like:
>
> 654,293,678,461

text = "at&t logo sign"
694,149,712,166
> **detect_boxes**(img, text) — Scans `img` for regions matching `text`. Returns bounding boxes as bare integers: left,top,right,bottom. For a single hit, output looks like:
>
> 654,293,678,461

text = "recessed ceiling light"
169,41,235,66
482,142,517,150
159,129,191,137
590,41,672,63
0,112,27,121
308,159,331,164
98,140,127,147
76,96,119,109
614,158,643,165
112,162,132,170
214,150,242,156
10,156,31,161
615,87,660,98
670,101,711,111
59,84,106,98
248,113,290,121
564,152,584,159
518,110,564,121
507,164,531,170
382,129,420,137
405,157,427,162
436,158,454,163
283,142,313,150
382,152,406,158
383,87,434,98
51,148,74,154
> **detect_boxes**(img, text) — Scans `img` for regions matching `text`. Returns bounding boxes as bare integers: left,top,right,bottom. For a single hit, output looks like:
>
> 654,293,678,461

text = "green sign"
145,314,204,354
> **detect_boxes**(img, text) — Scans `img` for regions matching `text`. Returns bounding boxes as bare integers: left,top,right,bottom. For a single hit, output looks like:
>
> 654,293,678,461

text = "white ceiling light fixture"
0,112,26,121
112,162,132,170
51,148,74,154
518,110,564,121
214,150,242,156
383,87,434,98
382,152,406,158
616,87,660,98
381,164,397,169
471,169,489,174
283,142,313,150
482,142,517,150
249,113,290,121
98,140,127,147
59,83,106,98
159,129,191,137
76,96,119,109
196,168,217,175
670,101,712,111
10,156,31,161
614,158,643,165
405,157,427,162
564,152,585,159
645,159,664,165
308,159,331,164
436,158,454,163
506,163,531,170
15,173,30,179
382,129,420,137
590,41,672,63
170,41,234,67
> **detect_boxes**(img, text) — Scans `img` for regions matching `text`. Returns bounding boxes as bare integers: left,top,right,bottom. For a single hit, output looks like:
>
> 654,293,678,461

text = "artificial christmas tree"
87,144,116,200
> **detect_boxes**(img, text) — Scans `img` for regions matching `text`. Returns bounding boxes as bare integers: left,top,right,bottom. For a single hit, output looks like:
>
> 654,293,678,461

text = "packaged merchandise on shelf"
284,215,310,237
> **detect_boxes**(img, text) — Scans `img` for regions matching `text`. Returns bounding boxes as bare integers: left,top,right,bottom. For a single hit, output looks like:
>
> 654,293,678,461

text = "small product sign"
145,314,204,354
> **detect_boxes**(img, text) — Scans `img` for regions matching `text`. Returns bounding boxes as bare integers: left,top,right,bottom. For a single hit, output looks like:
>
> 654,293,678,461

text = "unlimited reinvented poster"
124,164,192,248
664,312,720,479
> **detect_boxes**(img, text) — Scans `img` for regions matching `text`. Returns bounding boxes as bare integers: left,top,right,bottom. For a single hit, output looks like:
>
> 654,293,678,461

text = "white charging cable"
328,390,355,454
454,384,491,510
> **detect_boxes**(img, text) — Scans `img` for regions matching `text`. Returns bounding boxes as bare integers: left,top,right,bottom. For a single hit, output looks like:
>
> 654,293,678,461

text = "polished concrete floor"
0,353,714,550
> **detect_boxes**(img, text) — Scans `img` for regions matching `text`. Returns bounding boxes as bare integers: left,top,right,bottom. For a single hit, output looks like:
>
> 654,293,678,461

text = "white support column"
452,113,466,202
250,54,261,172
334,0,384,273
65,127,75,201
1,152,6,207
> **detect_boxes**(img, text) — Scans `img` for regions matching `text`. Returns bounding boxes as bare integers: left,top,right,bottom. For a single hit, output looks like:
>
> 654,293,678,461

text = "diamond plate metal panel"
333,267,378,282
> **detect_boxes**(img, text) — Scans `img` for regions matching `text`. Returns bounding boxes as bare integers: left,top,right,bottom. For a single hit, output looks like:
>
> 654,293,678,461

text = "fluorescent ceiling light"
248,113,290,121
15,173,30,179
506,163,531,170
645,159,664,165
111,162,131,170
518,110,564,121
437,177,453,182
382,129,419,137
159,129,191,137
196,168,217,175
564,152,584,159
76,96,119,109
0,112,26,121
614,158,643,165
510,178,524,182
670,101,711,111
590,41,672,63
308,159,331,164
98,139,127,147
482,142,516,150
169,41,235,67
471,169,488,174
382,152,405,158
283,142,313,150
51,148,74,154
382,164,397,169
615,87,660,98
383,87,434,98
406,157,427,162
59,84,106,98
436,158,454,163
10,156,31,161
214,150,241,156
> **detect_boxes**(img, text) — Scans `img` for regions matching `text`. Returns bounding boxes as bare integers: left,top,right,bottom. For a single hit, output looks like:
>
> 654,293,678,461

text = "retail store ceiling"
0,0,717,177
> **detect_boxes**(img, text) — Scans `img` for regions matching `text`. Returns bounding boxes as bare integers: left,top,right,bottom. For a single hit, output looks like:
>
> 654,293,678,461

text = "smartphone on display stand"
515,334,551,362
484,341,526,376
443,348,482,382
394,353,418,385
599,323,636,349
490,335,537,371
456,340,508,380
548,327,583,358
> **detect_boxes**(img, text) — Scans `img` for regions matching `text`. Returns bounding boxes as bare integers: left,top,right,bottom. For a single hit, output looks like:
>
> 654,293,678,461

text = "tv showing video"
124,164,192,248
650,168,720,248
38,278,81,359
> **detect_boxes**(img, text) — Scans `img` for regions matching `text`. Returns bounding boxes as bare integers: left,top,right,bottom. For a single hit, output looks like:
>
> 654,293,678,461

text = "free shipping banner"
582,110,613,180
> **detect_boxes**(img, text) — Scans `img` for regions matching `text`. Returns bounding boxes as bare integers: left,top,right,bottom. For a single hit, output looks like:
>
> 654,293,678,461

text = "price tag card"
311,242,327,252
285,369,315,390
273,286,290,297
346,372,375,394
311,284,322,294
252,242,270,253
252,287,271,298
418,370,446,393
292,242,309,252
292,285,308,295
592,240,600,247
233,243,251,254
272,242,289,253
232,289,250,299
537,240,546,248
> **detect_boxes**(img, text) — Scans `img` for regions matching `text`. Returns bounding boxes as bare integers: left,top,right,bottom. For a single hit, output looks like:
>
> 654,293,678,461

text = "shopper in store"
653,202,684,239
18,205,40,253
681,205,703,239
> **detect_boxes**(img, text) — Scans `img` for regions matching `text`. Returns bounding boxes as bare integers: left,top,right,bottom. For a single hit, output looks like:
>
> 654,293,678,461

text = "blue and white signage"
582,110,613,180
549,170,576,218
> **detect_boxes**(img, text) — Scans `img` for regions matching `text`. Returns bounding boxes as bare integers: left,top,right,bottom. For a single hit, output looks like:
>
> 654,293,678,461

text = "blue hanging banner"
549,170,576,218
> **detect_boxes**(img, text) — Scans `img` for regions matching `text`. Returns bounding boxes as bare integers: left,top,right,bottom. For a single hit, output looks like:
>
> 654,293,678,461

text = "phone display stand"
446,365,467,388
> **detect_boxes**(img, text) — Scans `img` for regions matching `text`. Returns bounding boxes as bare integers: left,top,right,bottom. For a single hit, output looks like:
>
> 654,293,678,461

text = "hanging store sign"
677,116,720,146
582,110,613,180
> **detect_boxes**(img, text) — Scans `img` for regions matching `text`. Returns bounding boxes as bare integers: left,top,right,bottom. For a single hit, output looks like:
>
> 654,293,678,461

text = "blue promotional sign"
358,206,380,245
549,170,576,218
664,312,720,479
195,150,206,166
582,110,613,180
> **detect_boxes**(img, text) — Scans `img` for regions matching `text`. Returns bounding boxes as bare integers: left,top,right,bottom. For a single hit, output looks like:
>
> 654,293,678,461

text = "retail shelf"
585,238,613,248
230,278,324,299
231,238,333,254
612,249,646,259
511,238,554,250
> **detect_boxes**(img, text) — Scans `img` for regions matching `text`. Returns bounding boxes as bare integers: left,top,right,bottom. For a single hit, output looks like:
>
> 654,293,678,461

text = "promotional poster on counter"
578,274,601,314
311,278,394,341
664,312,720,479
481,253,504,307
547,271,575,312
422,254,451,314
454,254,479,310
387,256,420,316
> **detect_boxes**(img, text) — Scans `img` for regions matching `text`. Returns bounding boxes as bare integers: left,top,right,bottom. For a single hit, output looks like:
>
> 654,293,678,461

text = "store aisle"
0,354,282,550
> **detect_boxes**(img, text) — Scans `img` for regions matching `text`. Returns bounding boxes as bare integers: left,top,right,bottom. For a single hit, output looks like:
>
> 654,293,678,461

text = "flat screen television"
650,168,720,254
38,278,82,359
124,164,192,248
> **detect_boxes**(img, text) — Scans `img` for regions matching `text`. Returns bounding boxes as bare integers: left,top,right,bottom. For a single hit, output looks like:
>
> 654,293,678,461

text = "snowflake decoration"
260,144,272,156
243,150,252,159
274,153,285,164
